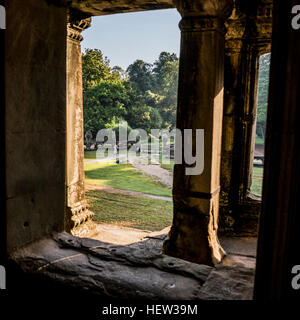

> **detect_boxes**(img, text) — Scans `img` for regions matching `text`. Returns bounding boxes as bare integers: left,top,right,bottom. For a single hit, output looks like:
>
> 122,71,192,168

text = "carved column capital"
173,0,234,19
67,12,91,42
179,16,225,33
225,0,273,54
225,18,246,53
255,0,273,54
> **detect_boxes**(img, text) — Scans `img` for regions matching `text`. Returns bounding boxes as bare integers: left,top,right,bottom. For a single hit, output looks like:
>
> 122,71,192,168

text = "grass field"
251,166,264,197
85,151,264,198
84,160,171,197
84,151,173,230
86,189,173,231
160,159,174,172
255,136,265,146
84,151,264,230
159,156,264,198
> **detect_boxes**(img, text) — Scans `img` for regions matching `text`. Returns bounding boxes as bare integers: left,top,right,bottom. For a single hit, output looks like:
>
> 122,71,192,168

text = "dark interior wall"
254,0,300,300
5,0,67,253
0,0,6,264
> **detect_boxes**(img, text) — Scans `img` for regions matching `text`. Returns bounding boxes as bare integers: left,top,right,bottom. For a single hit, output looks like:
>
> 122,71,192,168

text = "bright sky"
81,9,181,71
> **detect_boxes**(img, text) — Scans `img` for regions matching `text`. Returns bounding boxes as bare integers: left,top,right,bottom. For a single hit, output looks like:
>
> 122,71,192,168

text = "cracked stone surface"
10,232,256,300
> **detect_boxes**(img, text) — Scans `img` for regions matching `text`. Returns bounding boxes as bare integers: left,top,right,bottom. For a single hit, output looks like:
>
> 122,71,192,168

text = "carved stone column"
220,6,246,233
65,14,94,237
220,0,273,235
163,0,233,266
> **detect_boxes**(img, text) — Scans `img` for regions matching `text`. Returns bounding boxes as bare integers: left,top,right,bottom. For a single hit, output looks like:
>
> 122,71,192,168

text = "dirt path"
129,157,173,188
85,184,172,202
85,156,173,188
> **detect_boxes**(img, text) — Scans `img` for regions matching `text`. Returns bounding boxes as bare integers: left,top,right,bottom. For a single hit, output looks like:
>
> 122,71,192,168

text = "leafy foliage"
82,49,119,91
256,53,271,141
82,49,179,137
83,80,129,136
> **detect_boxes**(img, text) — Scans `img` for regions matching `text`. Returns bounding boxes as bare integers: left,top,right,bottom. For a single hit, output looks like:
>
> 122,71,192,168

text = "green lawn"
160,157,265,198
251,166,264,197
160,160,174,172
255,136,265,146
84,160,172,197
86,190,173,231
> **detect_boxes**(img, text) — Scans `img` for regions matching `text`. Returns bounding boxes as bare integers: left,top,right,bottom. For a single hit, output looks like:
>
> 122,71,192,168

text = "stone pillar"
65,14,94,237
220,10,246,233
5,0,67,253
254,0,300,300
219,0,273,235
163,0,233,266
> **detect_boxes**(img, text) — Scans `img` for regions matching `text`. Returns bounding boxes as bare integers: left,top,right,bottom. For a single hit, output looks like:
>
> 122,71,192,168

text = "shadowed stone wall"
219,0,272,236
255,0,300,300
5,0,67,253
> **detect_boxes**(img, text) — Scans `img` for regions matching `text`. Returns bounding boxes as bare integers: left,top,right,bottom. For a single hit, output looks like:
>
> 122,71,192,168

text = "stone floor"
11,223,257,300
89,223,257,269
87,223,257,299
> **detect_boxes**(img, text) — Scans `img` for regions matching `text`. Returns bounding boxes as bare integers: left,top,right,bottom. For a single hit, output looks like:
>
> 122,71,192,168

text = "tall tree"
256,53,271,141
83,80,129,136
82,49,180,135
82,49,119,91
153,51,178,91
155,59,179,129
127,60,154,94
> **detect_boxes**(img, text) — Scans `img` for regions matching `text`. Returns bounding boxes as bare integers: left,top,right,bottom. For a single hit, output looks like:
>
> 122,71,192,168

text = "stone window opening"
67,10,181,248
4,0,286,302
250,52,271,199
58,1,258,299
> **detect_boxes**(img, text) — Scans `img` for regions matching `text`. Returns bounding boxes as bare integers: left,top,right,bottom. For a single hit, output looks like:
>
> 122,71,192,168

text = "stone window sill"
9,232,255,300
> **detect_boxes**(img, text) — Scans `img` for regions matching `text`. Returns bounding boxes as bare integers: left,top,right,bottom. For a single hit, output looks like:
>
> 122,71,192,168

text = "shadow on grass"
86,190,173,231
85,162,171,197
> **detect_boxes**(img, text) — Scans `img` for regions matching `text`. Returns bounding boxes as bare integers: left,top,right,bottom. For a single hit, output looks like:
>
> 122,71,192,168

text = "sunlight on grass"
84,160,172,197
86,190,173,231
251,166,264,197
160,160,174,172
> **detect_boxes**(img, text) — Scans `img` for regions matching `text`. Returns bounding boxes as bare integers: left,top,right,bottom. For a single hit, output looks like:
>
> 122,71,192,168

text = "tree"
82,49,180,136
82,49,119,91
112,66,128,80
105,120,132,144
127,60,155,94
256,53,271,140
83,80,129,136
153,51,178,91
155,59,179,129
126,53,179,130
125,104,162,133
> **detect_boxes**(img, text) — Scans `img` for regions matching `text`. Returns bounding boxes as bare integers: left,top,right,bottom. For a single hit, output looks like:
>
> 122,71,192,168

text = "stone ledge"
56,0,174,16
9,232,255,300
